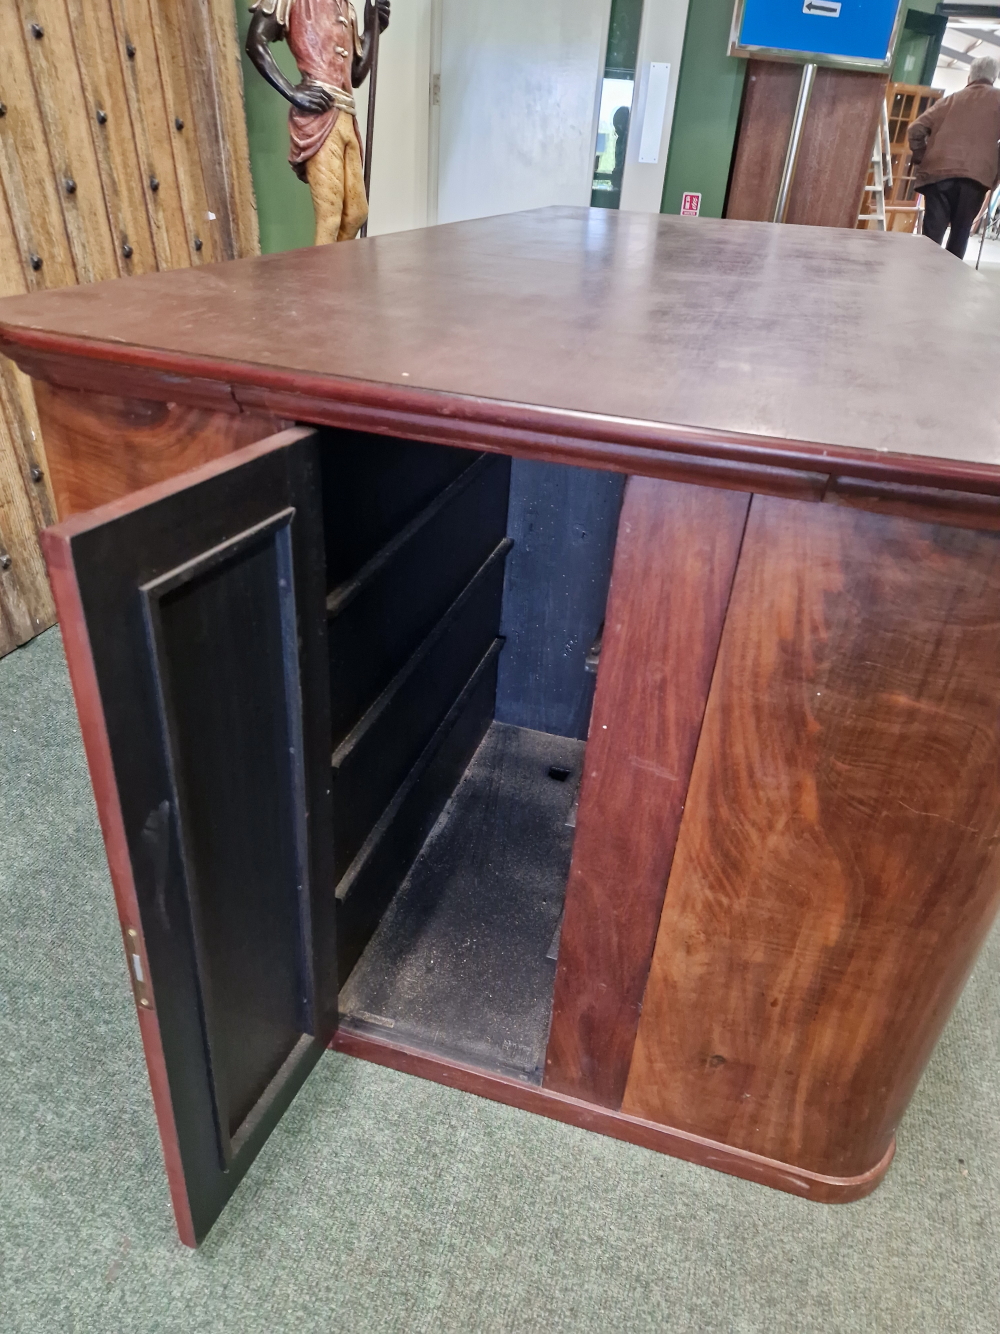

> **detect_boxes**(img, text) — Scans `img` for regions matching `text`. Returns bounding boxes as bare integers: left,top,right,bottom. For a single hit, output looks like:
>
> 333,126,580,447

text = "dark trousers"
920,177,987,259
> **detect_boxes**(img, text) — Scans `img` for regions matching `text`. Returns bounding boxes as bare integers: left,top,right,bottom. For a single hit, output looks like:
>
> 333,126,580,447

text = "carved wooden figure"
3,210,1000,1247
246,0,390,243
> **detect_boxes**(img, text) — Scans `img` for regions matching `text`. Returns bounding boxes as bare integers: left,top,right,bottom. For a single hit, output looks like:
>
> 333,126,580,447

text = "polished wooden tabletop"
0,207,993,479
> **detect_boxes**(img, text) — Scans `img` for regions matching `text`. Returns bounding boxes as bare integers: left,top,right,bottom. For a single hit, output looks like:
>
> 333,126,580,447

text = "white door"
432,0,611,225
353,0,435,236
619,0,691,214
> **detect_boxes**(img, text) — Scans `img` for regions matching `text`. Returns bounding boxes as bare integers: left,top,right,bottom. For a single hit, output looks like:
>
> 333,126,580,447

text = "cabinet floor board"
339,723,584,1082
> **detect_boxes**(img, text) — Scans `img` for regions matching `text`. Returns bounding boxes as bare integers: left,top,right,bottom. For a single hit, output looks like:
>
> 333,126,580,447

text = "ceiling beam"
949,26,1000,45
940,5,1000,19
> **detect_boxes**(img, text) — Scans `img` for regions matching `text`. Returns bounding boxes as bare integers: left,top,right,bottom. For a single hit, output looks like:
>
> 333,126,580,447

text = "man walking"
908,55,1000,259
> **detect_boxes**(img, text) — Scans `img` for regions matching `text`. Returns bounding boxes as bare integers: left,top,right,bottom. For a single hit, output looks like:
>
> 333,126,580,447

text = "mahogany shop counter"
2,207,999,1246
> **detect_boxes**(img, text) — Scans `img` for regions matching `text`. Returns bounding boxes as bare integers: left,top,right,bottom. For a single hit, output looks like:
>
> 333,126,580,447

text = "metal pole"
359,8,381,239
773,62,817,225
977,190,996,271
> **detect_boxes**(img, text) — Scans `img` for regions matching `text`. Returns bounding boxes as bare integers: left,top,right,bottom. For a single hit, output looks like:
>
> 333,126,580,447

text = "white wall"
434,0,611,225
358,0,692,233
619,0,691,214
931,63,971,97
353,0,434,236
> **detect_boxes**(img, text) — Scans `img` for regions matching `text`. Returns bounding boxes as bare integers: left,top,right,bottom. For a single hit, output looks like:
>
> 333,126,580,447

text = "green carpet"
2,627,999,1333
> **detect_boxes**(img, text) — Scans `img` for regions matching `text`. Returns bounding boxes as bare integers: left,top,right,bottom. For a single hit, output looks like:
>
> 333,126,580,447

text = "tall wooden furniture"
726,61,887,227
0,0,258,658
3,208,1000,1246
858,82,944,233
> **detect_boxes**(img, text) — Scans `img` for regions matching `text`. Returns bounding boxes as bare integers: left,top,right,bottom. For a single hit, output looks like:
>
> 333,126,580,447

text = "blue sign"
730,0,905,70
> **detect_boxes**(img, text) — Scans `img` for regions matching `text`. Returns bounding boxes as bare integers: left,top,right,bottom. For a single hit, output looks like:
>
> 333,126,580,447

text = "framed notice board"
729,0,906,71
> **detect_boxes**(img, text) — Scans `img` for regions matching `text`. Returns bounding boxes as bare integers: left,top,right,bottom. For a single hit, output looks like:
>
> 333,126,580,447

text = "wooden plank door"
41,427,335,1247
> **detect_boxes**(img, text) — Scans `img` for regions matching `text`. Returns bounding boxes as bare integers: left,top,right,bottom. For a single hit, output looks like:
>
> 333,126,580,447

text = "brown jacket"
908,80,1000,191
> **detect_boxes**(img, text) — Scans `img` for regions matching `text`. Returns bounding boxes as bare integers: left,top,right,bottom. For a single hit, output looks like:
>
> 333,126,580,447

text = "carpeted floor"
2,627,999,1333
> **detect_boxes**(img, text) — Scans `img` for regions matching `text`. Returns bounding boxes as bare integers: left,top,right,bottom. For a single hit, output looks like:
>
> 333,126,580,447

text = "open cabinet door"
41,428,335,1247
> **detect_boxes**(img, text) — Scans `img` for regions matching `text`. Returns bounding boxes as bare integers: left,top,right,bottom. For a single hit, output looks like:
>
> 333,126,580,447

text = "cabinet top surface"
0,207,993,485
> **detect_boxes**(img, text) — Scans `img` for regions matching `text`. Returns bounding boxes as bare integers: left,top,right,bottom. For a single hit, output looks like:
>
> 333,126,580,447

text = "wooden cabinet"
3,208,1000,1246
857,82,944,234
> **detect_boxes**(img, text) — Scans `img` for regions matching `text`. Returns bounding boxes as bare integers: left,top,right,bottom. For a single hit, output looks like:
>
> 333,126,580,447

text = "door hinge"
123,926,154,1011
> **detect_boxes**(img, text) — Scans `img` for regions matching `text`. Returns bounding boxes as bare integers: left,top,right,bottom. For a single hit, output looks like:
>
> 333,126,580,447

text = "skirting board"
331,1027,895,1203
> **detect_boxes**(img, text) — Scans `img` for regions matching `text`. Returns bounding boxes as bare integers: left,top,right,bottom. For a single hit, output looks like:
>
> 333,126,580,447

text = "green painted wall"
660,0,746,217
235,1,315,253
892,0,941,85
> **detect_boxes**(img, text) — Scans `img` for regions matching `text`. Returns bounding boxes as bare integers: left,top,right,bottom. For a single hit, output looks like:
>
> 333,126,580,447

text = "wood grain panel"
18,0,121,283
9,347,242,413
0,155,55,653
0,189,28,299
109,0,188,271
173,0,238,261
543,477,751,1108
336,1027,894,1204
623,497,1000,1178
2,209,999,494
0,184,50,516
205,0,260,261
0,18,77,289
0,361,54,646
787,69,886,230
147,0,220,264
33,381,283,518
0,358,52,527
0,407,51,655
726,61,801,224
64,0,157,276
825,476,1000,533
727,62,886,228
0,0,259,654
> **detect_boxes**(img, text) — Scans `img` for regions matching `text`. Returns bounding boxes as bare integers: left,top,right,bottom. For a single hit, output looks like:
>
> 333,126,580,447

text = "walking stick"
976,187,997,270
359,3,381,239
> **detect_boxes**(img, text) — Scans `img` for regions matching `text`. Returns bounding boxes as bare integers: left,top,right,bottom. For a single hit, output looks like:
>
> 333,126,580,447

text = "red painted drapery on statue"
250,0,365,180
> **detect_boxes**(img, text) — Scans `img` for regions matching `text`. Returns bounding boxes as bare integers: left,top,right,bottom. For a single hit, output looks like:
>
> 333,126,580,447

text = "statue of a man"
246,0,391,244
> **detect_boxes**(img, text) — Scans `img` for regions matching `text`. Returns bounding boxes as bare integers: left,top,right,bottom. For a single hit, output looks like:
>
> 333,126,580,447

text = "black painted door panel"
42,428,334,1246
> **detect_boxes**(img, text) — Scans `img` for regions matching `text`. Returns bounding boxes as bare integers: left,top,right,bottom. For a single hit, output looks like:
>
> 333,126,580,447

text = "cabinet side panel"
33,381,282,518
623,497,1000,1177
544,476,750,1108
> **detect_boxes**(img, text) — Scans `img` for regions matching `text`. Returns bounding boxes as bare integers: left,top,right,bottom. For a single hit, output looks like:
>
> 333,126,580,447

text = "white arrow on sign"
803,0,841,14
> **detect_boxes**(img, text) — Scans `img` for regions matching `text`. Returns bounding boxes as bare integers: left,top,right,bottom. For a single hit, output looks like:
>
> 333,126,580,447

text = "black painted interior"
339,723,586,1081
316,429,623,1069
497,459,625,740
